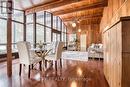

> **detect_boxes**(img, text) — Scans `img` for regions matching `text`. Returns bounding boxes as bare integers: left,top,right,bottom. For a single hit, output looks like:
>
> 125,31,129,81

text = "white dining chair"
17,41,42,78
44,42,64,71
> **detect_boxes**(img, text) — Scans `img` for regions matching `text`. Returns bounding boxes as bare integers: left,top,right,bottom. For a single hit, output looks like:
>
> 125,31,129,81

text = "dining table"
31,48,52,70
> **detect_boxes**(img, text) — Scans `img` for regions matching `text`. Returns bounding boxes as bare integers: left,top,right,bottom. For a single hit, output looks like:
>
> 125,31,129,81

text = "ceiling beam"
64,17,101,26
59,7,103,20
79,17,101,25
51,0,108,15
25,0,83,15
62,13,103,22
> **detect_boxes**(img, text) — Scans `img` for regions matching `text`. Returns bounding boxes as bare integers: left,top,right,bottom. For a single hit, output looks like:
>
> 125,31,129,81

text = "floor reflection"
0,59,109,87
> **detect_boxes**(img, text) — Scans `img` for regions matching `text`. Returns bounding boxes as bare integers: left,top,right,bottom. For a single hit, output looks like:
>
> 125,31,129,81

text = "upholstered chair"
17,41,42,78
44,42,64,71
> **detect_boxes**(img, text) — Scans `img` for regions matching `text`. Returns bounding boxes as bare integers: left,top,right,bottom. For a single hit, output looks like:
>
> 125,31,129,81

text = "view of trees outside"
0,10,67,54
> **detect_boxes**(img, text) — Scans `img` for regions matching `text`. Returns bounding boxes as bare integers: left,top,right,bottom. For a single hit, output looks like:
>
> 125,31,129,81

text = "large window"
12,22,24,50
36,11,67,44
0,9,68,55
26,14,34,45
12,9,24,50
0,7,24,54
36,12,45,43
46,12,52,27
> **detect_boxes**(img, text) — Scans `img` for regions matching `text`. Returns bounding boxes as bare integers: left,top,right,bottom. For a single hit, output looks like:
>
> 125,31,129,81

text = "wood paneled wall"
103,17,130,87
67,24,101,48
100,0,130,32
101,1,130,87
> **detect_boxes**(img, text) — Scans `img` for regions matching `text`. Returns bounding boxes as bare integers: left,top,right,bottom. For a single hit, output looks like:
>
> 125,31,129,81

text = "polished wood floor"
0,59,109,87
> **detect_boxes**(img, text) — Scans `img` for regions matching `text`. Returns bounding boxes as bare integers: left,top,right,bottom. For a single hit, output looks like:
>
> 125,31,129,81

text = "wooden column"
7,0,12,77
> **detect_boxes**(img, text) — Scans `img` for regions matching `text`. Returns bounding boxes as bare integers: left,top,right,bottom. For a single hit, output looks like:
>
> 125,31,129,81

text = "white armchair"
17,41,42,78
88,43,103,59
44,42,64,71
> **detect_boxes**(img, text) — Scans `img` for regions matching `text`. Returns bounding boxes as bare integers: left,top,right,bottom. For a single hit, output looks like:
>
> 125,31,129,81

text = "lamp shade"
78,29,81,32
72,22,76,27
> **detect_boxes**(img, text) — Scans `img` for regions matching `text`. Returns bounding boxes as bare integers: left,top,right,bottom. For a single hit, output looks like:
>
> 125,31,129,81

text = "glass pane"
26,14,33,23
57,17,61,31
46,27,51,43
0,19,7,53
65,27,67,33
65,33,67,42
0,19,7,43
12,22,23,50
36,24,44,43
57,34,60,41
46,12,51,27
26,24,33,44
62,33,67,42
37,11,44,25
62,32,64,42
12,22,23,43
0,7,7,18
53,16,57,29
62,33,67,46
53,33,60,42
12,10,24,23
53,33,56,42
62,22,65,32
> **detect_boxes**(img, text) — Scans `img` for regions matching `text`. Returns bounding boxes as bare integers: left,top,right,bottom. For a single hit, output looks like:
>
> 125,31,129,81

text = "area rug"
62,51,88,61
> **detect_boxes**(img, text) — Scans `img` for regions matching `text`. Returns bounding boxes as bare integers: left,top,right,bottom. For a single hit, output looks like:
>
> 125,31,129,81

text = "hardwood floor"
0,59,109,87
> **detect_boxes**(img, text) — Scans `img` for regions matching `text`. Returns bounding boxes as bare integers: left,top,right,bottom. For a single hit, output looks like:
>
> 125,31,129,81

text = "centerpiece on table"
37,41,44,50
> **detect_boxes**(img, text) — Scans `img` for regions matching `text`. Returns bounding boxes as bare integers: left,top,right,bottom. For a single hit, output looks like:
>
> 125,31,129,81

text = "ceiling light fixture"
72,22,76,27
71,0,79,28
78,29,81,32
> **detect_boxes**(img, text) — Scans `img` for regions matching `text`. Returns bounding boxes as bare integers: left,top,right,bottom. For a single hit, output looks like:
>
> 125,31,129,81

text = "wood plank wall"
103,18,130,87
67,24,101,48
100,0,130,32
101,0,130,86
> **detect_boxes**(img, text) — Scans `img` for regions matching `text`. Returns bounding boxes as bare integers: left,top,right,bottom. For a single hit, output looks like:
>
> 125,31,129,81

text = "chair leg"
55,61,57,71
31,64,33,69
60,59,62,68
28,65,31,78
39,61,42,71
45,60,47,68
19,64,22,76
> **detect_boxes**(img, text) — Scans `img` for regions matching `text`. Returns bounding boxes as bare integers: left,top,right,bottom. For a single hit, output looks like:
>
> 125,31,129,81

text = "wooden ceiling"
14,0,108,25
